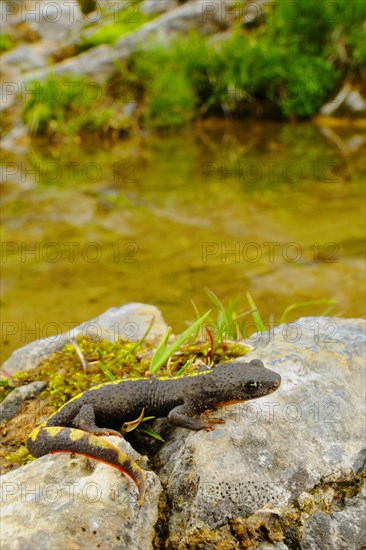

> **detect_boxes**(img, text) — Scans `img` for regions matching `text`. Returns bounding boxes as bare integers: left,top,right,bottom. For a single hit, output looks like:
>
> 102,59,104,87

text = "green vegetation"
21,76,134,138
131,37,205,128
20,0,365,134
0,33,14,53
199,290,337,349
131,0,364,125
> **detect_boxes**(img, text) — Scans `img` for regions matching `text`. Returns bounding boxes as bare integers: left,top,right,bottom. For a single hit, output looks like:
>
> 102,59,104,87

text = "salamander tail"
27,426,146,505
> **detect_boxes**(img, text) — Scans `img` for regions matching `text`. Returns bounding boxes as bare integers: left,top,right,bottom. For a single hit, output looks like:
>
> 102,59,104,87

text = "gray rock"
36,0,83,42
0,436,161,550
156,317,365,546
320,83,366,116
141,0,180,15
20,43,119,83
15,0,240,87
301,484,366,550
115,0,237,44
0,381,47,422
0,123,31,155
1,303,168,376
1,0,83,41
1,44,46,73
344,89,366,114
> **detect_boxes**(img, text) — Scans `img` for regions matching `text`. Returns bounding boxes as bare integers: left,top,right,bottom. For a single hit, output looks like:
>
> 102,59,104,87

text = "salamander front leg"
73,404,122,437
168,404,225,431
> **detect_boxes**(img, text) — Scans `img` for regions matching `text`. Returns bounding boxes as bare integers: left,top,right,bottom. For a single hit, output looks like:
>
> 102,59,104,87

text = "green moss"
79,16,149,51
0,33,14,53
78,0,149,50
5,446,34,466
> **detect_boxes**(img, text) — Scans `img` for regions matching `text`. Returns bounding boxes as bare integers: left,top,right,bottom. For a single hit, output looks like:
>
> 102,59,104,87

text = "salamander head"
214,359,281,401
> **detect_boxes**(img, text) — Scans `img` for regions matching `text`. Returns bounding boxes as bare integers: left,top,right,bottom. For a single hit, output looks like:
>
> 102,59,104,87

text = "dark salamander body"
28,359,281,505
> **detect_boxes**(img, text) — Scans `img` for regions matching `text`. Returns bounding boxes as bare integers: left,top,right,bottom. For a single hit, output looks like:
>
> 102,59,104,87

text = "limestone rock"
0,436,161,550
156,317,365,547
301,484,366,550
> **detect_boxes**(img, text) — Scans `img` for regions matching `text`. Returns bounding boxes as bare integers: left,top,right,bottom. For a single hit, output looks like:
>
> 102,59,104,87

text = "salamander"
27,359,281,505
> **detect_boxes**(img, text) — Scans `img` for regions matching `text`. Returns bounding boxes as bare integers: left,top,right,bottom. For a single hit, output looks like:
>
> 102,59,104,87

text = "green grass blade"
149,310,211,373
280,300,337,324
205,288,225,313
175,356,196,377
190,299,201,319
97,350,116,381
121,315,155,357
321,304,336,316
189,299,203,343
137,426,165,442
149,327,172,373
246,292,266,332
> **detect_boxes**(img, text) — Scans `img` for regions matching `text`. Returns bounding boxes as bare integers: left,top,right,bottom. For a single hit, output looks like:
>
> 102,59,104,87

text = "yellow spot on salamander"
29,429,39,442
87,436,111,450
69,430,86,442
45,427,64,437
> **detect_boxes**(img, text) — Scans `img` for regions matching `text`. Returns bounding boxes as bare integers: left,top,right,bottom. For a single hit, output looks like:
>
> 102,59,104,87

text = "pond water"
1,119,365,360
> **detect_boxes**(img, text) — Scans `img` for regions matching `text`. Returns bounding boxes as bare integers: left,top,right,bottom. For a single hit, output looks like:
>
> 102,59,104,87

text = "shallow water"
1,119,365,360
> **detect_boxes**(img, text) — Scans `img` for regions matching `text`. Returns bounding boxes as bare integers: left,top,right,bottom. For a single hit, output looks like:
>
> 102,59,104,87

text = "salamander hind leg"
73,403,122,437
168,404,225,431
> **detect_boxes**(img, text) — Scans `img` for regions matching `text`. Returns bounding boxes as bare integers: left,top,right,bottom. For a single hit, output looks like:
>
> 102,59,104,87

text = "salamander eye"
245,381,259,392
